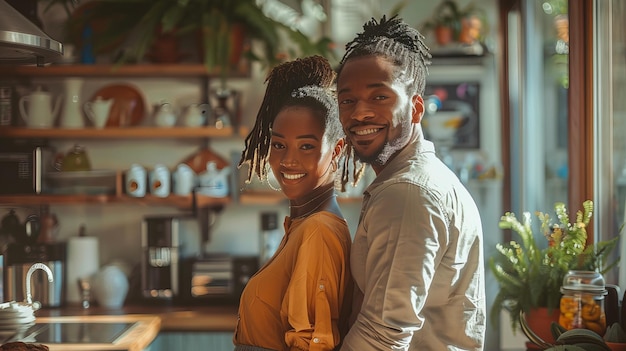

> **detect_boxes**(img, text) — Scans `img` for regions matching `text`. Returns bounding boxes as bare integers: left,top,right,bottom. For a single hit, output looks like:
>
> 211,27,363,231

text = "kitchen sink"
4,322,137,344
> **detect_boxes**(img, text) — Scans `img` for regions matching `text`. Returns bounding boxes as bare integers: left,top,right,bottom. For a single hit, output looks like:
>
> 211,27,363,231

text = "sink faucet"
25,263,54,305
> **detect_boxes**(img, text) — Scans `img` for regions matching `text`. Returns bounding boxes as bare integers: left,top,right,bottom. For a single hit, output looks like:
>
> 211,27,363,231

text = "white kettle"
19,86,62,128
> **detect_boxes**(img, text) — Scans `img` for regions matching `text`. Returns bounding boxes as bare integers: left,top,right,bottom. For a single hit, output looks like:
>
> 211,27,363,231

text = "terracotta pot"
434,25,454,46
607,342,626,351
147,27,184,64
525,307,561,345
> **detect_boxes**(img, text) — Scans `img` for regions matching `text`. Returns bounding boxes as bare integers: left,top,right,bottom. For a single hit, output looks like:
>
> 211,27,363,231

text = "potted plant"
420,0,486,47
64,0,335,86
489,200,620,343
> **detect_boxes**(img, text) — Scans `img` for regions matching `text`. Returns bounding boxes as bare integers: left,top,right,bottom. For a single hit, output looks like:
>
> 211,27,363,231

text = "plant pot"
434,25,454,46
147,28,185,64
607,342,626,351
525,307,561,345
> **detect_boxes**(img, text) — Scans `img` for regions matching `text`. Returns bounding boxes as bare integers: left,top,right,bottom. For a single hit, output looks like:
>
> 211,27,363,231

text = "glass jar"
559,270,607,336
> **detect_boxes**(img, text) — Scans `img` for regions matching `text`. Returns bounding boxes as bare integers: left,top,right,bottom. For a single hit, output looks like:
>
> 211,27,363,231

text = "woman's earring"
265,165,281,191
331,159,338,172
267,176,281,192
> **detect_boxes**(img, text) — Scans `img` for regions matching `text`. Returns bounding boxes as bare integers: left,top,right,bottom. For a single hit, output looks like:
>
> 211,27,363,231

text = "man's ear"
412,95,425,124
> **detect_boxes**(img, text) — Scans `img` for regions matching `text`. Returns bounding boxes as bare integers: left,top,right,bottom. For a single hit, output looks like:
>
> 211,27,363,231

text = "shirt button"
319,284,324,290
313,338,320,343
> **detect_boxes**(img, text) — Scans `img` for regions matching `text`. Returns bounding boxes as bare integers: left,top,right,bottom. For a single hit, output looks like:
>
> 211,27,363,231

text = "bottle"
559,270,607,336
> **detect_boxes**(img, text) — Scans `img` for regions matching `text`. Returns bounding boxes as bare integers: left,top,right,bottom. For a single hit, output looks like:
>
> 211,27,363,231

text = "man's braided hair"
238,55,343,183
337,15,432,190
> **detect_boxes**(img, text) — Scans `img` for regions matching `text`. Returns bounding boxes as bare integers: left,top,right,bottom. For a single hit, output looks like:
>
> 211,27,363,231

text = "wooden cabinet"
147,331,233,351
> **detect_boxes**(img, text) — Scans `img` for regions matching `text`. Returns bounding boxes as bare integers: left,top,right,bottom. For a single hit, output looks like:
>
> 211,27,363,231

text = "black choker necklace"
290,186,336,219
289,185,335,209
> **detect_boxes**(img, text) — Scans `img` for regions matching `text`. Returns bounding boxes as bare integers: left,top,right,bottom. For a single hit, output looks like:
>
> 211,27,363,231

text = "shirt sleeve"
341,183,448,351
283,221,347,351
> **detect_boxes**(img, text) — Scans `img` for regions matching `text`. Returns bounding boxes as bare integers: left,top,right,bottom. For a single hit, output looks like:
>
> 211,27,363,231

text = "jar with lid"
559,270,607,336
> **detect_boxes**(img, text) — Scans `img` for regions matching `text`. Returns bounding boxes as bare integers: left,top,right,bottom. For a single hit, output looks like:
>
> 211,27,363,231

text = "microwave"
178,255,258,304
0,142,52,194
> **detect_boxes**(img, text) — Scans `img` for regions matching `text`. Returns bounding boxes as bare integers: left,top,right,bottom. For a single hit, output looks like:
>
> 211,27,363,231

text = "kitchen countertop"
35,304,239,332
31,314,160,351
18,304,240,351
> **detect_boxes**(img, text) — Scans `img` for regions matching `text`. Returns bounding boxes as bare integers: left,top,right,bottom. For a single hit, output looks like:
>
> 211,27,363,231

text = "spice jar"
559,270,607,336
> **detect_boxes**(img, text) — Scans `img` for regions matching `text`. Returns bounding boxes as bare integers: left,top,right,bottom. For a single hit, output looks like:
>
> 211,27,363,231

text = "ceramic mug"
149,164,170,197
126,164,147,197
84,97,113,128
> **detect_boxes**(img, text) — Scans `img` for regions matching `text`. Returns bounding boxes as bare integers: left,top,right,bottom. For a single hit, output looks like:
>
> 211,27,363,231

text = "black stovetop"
17,322,136,344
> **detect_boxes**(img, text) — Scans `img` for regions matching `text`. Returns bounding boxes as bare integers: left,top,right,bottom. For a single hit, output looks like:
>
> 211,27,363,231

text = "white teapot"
19,86,62,128
198,161,230,197
181,103,208,127
153,101,177,127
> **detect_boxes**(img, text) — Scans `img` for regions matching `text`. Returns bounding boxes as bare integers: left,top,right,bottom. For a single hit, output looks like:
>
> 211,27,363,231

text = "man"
336,15,486,351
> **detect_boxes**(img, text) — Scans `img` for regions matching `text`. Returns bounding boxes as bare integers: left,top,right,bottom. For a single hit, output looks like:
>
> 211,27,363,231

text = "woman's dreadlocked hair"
337,14,432,191
238,55,342,183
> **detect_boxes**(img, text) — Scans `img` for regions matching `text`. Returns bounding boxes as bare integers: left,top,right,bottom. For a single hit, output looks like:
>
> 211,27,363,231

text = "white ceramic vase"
92,265,129,309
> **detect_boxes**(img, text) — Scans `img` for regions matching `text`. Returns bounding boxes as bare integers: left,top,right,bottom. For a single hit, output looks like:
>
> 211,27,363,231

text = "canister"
559,270,607,336
126,164,147,197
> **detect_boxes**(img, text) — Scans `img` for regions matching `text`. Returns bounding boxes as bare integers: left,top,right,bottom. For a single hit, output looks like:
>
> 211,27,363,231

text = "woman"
235,55,352,351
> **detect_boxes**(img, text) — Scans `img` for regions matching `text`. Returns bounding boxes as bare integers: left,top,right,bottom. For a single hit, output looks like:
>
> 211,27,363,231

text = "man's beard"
353,116,412,166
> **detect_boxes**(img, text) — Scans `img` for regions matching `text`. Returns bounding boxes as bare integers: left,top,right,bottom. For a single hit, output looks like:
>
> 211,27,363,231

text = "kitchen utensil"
153,102,177,127
0,209,21,246
197,161,229,197
141,216,180,301
181,103,208,127
60,144,92,172
21,214,40,245
173,163,196,196
149,164,170,197
36,211,58,244
59,78,85,128
77,277,92,309
18,86,61,128
83,96,113,128
45,169,117,195
90,84,145,127
126,164,147,197
181,147,229,175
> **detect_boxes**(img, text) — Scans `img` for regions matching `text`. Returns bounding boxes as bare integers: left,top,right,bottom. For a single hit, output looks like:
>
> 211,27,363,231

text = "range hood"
0,0,63,65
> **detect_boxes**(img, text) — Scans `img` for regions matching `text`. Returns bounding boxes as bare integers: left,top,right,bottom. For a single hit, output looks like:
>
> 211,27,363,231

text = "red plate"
90,84,145,127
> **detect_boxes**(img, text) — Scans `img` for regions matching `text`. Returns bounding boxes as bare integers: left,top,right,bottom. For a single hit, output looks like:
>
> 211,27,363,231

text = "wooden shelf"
0,64,250,78
238,190,363,205
239,191,286,205
0,193,230,209
0,126,248,139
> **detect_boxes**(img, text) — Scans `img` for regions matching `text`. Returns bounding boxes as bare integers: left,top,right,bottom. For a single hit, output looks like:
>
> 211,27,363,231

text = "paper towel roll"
66,236,100,303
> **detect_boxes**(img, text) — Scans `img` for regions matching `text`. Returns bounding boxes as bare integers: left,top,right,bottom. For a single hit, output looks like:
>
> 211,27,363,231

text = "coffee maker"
141,216,180,301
